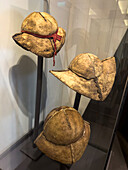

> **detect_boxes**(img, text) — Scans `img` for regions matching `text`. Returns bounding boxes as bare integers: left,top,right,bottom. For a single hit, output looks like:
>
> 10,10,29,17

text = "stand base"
21,141,43,161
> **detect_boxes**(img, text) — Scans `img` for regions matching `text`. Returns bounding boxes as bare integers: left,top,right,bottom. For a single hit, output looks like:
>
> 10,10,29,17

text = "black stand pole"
33,56,43,145
21,56,43,160
60,164,72,170
60,92,81,170
73,92,81,110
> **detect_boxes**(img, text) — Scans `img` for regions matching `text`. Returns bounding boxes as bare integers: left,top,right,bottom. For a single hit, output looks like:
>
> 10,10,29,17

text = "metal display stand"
21,56,43,160
32,56,43,145
73,92,81,110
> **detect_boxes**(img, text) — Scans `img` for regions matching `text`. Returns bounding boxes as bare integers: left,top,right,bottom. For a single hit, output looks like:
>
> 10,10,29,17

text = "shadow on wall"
9,55,47,129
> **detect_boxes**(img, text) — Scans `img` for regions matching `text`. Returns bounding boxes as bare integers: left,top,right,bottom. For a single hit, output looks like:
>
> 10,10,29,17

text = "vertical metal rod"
33,56,43,145
60,164,72,170
73,92,81,110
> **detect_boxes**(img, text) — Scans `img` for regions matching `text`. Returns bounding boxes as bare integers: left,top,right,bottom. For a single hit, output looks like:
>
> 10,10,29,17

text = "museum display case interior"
0,0,128,170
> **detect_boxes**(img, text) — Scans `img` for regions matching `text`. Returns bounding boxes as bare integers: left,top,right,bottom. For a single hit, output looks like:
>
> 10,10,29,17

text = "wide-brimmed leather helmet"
50,53,116,101
35,106,90,164
12,12,66,65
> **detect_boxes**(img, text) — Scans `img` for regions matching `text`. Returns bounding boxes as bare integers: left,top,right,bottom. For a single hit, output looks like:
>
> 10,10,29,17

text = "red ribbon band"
21,29,62,66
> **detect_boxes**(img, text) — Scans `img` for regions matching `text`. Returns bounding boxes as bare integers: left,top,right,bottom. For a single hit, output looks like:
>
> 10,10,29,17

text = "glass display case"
0,0,128,170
